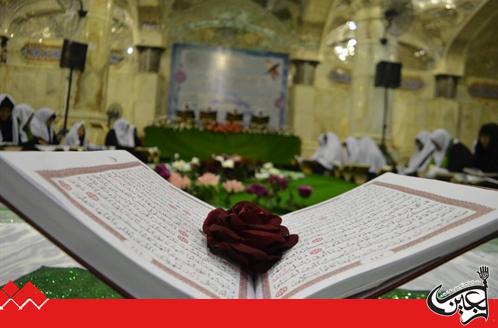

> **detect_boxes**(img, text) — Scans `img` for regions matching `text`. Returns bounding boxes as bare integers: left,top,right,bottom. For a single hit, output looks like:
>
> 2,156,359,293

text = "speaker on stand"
59,39,88,134
374,60,402,167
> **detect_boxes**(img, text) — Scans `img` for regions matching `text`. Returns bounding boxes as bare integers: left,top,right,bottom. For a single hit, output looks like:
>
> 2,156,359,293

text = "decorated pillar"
349,0,398,141
72,0,114,119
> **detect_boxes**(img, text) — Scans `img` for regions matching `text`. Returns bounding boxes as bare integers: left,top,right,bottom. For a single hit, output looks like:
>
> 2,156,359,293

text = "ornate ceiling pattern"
0,0,497,78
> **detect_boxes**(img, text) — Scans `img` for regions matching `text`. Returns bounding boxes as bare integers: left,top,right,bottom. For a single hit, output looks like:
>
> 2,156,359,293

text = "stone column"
72,0,114,119
349,0,398,142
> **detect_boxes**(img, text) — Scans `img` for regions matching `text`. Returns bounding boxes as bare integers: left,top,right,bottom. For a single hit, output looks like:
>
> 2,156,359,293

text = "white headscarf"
64,121,87,146
0,94,16,143
30,107,56,143
0,93,15,106
343,137,360,163
357,137,387,174
113,118,135,147
12,104,34,144
311,132,343,169
430,129,452,167
404,131,434,174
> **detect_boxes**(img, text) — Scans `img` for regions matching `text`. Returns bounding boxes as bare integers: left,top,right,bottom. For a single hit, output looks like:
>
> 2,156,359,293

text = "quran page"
258,173,498,299
0,151,250,299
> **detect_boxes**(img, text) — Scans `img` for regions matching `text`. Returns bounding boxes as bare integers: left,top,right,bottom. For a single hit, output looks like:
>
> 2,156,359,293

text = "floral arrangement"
205,122,243,134
155,155,246,204
255,162,304,181
154,156,312,214
202,201,298,273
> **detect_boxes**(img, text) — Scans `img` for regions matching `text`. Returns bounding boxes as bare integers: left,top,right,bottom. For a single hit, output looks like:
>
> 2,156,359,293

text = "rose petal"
226,249,249,267
241,229,286,248
202,208,227,233
279,225,289,236
245,223,280,232
226,213,246,232
230,242,270,260
208,224,241,242
284,234,299,248
267,234,299,253
268,216,282,226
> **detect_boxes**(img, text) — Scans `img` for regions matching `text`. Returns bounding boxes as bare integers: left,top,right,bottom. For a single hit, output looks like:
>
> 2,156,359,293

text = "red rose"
202,201,298,273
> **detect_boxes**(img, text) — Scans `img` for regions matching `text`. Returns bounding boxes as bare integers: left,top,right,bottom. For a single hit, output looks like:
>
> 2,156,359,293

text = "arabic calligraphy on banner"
20,43,125,65
167,43,289,128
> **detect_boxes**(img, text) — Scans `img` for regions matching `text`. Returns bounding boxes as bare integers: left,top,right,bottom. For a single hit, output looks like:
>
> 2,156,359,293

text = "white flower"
263,162,274,170
214,155,224,163
174,153,180,160
268,168,281,175
255,172,270,180
222,159,235,168
191,157,200,165
172,160,191,172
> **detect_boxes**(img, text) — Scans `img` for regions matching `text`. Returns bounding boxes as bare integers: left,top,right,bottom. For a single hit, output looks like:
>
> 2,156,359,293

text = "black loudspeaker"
374,61,402,89
60,39,88,72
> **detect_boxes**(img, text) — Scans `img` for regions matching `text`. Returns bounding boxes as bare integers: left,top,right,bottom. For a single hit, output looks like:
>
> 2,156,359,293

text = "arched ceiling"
0,0,136,49
1,0,498,78
320,0,489,69
465,10,498,79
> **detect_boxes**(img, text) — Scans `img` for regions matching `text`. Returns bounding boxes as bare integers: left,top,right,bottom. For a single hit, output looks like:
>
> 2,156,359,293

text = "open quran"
0,151,497,298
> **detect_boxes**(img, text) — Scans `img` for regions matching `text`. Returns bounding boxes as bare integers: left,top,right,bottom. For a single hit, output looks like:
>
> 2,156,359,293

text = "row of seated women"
307,124,498,178
399,126,498,176
0,94,142,150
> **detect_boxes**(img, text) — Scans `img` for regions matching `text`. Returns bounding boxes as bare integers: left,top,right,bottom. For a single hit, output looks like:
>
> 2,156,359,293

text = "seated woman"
343,137,360,163
64,121,88,147
105,118,142,149
13,103,34,147
0,94,16,144
342,137,386,183
30,107,59,145
343,136,386,179
428,128,473,174
401,131,434,176
473,123,498,173
303,132,342,174
358,137,387,177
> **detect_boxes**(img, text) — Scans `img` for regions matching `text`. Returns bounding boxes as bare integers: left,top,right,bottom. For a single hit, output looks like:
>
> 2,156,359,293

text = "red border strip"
2,299,496,328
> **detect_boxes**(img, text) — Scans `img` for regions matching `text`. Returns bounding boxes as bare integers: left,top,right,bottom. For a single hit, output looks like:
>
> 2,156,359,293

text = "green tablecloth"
144,127,301,164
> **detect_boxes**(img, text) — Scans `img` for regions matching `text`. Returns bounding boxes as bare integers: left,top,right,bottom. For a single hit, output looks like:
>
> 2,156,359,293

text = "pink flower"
223,180,245,193
197,172,220,186
169,172,191,190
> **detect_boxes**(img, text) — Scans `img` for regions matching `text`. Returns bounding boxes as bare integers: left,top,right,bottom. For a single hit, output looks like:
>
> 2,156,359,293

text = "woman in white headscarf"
64,121,87,147
402,131,434,176
342,137,361,164
357,137,387,175
0,93,16,144
105,118,141,149
429,128,473,173
30,107,59,145
12,104,34,145
306,132,343,173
